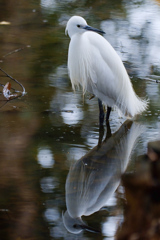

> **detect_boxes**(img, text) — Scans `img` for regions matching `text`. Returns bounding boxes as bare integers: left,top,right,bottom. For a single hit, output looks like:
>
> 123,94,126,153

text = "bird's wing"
86,32,128,105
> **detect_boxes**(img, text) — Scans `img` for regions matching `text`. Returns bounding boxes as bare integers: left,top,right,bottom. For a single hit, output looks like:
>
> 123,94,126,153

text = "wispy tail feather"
116,93,149,118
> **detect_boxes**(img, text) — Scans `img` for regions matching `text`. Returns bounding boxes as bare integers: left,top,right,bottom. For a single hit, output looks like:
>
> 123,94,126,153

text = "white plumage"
65,16,148,122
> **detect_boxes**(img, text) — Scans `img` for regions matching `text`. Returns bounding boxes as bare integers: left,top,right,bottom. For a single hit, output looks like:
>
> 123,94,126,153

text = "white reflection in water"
37,147,54,168
146,82,160,102
85,131,101,149
105,193,117,207
60,93,84,125
102,215,123,239
40,0,57,9
44,208,60,222
40,176,58,193
61,104,84,125
63,120,145,234
66,147,87,162
49,65,69,90
101,0,160,77
141,124,160,145
50,89,84,125
40,0,76,12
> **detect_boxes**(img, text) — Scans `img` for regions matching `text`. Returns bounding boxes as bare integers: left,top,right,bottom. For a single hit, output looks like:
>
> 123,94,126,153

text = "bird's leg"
98,99,104,126
102,121,112,143
105,121,112,140
97,124,104,149
106,106,112,123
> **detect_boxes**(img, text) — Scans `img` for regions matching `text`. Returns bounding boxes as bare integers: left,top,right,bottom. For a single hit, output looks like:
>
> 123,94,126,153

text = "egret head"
65,16,105,38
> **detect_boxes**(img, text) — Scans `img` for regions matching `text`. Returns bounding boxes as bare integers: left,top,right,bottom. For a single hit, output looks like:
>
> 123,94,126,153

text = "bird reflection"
63,120,143,234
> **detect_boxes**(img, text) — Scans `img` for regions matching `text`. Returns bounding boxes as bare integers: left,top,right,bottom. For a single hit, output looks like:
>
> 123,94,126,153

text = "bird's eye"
73,224,78,228
77,24,80,28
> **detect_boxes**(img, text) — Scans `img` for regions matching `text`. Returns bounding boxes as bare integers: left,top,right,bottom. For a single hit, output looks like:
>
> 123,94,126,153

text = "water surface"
0,0,160,239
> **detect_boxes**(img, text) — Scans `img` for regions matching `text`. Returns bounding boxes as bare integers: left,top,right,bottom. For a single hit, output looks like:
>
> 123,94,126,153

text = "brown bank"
116,141,160,240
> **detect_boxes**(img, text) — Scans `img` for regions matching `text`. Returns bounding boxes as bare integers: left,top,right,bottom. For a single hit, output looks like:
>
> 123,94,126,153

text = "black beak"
83,25,105,35
74,223,101,234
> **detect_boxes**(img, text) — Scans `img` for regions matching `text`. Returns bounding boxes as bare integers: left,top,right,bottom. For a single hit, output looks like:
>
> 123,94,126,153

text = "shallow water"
0,0,160,239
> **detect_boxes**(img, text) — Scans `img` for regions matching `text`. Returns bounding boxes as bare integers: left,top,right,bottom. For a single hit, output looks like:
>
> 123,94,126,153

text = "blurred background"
0,0,160,239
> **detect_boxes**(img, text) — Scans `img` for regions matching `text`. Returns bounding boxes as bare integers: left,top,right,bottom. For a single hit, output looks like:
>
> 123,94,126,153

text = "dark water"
0,0,160,239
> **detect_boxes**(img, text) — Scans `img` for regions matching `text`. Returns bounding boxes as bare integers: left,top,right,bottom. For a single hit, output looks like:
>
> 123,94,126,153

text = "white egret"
65,16,148,124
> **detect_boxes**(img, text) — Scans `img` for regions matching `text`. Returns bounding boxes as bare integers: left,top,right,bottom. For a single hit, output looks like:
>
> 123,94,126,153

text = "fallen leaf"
3,82,17,100
3,82,11,99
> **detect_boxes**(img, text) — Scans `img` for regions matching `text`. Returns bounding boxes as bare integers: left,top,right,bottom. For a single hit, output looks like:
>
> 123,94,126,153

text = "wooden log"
116,141,160,240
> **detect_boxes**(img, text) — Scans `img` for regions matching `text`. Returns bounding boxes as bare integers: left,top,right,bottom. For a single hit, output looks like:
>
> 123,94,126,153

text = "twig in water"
0,67,26,95
3,45,31,58
0,99,8,109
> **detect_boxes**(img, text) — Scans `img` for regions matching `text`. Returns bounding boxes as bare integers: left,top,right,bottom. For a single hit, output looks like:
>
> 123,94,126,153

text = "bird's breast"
68,35,93,93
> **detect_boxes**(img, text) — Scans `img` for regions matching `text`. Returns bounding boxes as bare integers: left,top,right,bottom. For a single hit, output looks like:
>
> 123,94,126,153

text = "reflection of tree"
63,120,144,234
0,114,50,239
0,3,53,238
84,0,125,19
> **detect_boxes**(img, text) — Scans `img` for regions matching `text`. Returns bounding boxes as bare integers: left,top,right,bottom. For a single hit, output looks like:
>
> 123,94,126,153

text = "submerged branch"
144,77,160,83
